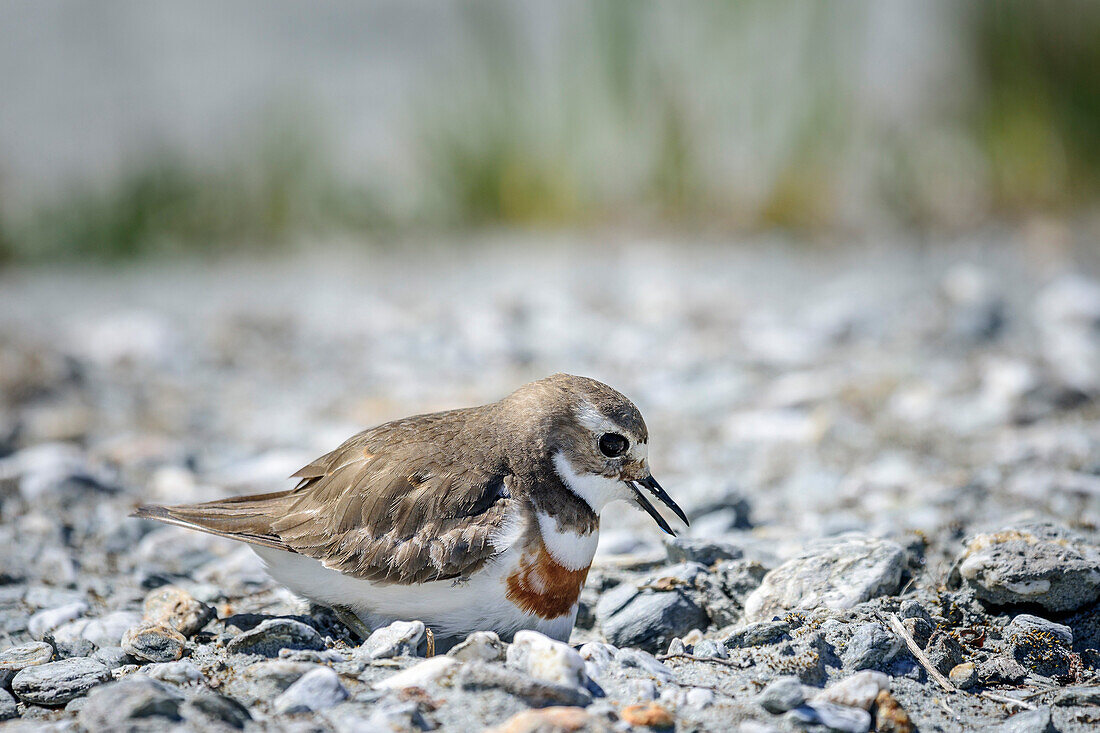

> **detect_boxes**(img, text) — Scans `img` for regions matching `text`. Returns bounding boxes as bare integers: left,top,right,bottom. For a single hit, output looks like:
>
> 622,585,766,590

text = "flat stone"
0,641,54,682
77,677,182,731
458,661,592,707
745,534,905,621
273,666,348,714
142,586,215,637
956,522,1100,612
788,701,872,733
598,588,709,653
613,648,676,683
993,706,1056,733
373,656,458,690
11,657,111,705
1053,686,1100,706
91,646,137,670
121,622,186,663
725,620,791,649
842,623,902,671
448,631,505,662
359,620,424,660
758,675,805,714
506,629,588,688
225,618,324,657
28,603,87,640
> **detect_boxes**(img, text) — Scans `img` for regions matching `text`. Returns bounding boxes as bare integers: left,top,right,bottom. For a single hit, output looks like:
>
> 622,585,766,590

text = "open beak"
628,475,689,536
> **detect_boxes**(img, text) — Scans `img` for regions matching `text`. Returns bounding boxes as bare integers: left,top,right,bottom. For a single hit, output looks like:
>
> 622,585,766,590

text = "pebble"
788,701,872,733
842,623,902,671
507,630,588,688
229,660,315,705
91,646,136,670
665,537,743,566
725,620,791,649
758,675,805,714
993,706,1056,733
923,631,965,675
225,618,324,657
949,662,978,690
813,670,889,710
142,659,204,685
598,586,709,653
142,586,215,636
692,639,728,658
11,657,111,705
955,522,1100,612
744,534,905,621
613,648,676,683
0,641,54,686
273,666,349,714
1004,614,1073,648
0,690,16,721
180,691,252,728
374,656,458,689
28,603,87,640
978,655,1028,685
872,690,912,733
459,660,592,707
448,630,505,662
620,702,675,728
77,677,182,730
121,622,186,663
359,619,424,659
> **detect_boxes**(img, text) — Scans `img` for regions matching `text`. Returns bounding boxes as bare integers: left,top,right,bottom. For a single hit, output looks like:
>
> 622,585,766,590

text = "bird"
132,373,687,643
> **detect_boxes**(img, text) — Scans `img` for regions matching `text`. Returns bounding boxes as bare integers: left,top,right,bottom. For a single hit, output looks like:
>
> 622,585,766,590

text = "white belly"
251,544,578,642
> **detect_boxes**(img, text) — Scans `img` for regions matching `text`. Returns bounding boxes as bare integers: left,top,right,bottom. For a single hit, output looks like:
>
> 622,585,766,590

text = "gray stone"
227,660,316,706
725,620,792,649
993,706,1056,733
1053,686,1100,706
52,636,96,659
665,537,743,566
613,648,676,683
898,599,933,624
180,692,251,729
598,588,708,653
458,661,592,707
225,618,324,657
80,611,144,648
949,662,979,690
142,659,204,685
273,666,348,714
27,603,87,640
758,675,805,714
744,534,905,621
325,699,428,733
11,657,111,705
1005,614,1073,648
0,641,54,685
121,622,186,663
91,646,136,670
956,522,1100,612
359,620,424,659
506,630,588,688
1008,627,1073,678
0,689,16,721
813,671,889,710
448,631,505,662
842,623,902,671
77,677,182,731
692,639,728,659
787,701,872,732
142,585,215,637
920,631,964,676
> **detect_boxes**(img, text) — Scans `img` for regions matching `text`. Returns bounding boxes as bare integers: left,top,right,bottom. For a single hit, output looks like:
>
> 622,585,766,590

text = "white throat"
552,451,633,515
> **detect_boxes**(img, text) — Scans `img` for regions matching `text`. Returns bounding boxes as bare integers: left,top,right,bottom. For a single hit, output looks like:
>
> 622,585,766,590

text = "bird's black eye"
598,432,629,458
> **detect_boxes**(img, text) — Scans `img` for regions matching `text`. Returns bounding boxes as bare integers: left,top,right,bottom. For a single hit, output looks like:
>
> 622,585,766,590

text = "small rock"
788,701,872,733
77,677,182,730
121,622,186,663
993,706,1056,733
693,639,728,659
143,586,215,637
620,702,675,728
91,646,136,670
897,600,933,624
872,690,912,733
665,537,743,566
1053,685,1100,706
900,617,932,648
949,662,978,690
51,636,95,659
507,630,588,688
666,638,686,656
28,603,87,640
360,620,424,660
598,587,709,653
449,631,505,662
0,641,54,685
725,620,791,649
225,618,324,657
458,661,591,707
924,631,965,675
955,522,1100,612
180,692,251,729
81,611,144,648
0,689,16,721
228,660,315,705
814,670,890,710
614,648,677,683
978,655,1028,685
374,656,458,689
273,667,348,714
843,623,902,671
1009,628,1073,678
759,675,805,714
11,657,111,705
486,706,609,733
1005,615,1073,648
744,534,905,621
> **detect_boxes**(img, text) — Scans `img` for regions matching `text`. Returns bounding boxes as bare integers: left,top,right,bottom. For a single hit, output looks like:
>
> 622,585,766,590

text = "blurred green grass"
2,1,1099,262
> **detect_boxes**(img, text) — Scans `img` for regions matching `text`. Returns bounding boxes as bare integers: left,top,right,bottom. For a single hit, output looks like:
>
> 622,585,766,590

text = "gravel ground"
1,234,1100,731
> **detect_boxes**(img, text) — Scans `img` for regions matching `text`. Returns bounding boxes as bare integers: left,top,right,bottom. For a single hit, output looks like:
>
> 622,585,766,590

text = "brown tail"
131,490,297,552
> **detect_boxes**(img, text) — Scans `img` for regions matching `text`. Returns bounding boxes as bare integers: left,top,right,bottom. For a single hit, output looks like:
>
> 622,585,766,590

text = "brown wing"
134,409,516,585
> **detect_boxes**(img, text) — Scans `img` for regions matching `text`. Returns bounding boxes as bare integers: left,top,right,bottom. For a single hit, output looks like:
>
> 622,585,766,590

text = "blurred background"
2,0,1100,583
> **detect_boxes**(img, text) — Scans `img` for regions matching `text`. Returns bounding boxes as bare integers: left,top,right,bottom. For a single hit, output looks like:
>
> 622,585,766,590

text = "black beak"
629,475,689,536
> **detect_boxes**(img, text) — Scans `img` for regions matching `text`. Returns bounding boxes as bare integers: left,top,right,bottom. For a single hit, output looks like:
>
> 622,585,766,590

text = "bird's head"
503,373,688,535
